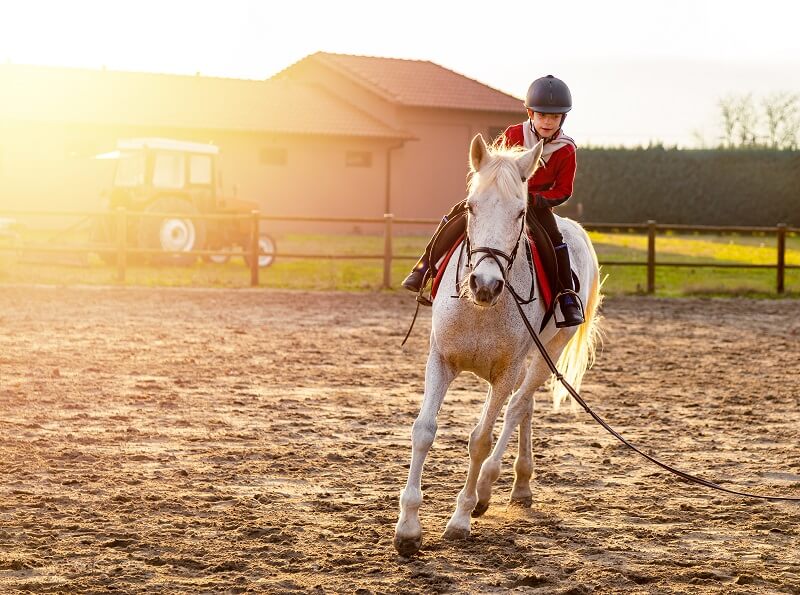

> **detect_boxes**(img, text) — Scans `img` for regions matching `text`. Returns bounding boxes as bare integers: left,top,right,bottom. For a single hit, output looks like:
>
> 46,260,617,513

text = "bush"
575,148,800,226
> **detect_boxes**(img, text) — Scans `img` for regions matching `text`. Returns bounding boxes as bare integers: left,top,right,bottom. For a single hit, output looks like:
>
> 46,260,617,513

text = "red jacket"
502,123,576,209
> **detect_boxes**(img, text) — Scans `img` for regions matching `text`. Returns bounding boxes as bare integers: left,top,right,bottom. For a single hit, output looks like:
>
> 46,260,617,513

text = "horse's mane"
467,139,528,200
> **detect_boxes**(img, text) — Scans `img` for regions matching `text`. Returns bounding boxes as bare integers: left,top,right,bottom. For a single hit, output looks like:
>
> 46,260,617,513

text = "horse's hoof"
508,496,533,509
442,526,470,541
393,534,422,557
471,501,490,517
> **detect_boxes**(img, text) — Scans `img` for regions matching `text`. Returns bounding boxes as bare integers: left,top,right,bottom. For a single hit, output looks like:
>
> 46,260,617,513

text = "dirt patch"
1,287,799,593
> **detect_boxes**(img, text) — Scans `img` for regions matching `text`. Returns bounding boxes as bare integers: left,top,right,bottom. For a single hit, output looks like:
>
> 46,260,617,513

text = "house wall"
390,107,521,222
0,122,125,215
212,130,393,233
0,121,394,234
0,63,524,236
282,62,523,224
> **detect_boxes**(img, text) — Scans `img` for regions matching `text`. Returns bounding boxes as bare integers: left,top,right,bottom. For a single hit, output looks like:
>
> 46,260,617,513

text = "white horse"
394,134,603,556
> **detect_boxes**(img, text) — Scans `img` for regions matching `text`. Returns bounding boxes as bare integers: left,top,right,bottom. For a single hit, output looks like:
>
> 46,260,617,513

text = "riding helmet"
525,75,572,113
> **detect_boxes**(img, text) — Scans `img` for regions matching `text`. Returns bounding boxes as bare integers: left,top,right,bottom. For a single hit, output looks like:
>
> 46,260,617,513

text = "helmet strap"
529,116,565,145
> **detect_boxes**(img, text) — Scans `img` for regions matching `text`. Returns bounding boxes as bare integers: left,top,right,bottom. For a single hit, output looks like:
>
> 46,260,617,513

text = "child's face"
528,109,563,139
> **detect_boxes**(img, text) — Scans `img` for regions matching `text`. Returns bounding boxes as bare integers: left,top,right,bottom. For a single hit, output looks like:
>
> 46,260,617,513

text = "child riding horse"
402,75,583,327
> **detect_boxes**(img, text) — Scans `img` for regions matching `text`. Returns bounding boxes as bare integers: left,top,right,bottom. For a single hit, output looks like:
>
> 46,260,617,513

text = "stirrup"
554,288,585,328
411,268,433,307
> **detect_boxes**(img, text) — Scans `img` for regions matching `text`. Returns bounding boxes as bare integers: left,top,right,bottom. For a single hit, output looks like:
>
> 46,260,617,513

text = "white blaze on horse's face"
465,134,544,307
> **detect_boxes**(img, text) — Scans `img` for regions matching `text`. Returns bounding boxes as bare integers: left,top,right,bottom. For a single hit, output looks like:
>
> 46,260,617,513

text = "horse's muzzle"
468,272,504,306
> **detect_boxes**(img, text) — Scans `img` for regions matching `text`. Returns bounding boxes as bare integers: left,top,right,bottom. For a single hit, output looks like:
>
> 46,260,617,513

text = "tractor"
92,138,275,267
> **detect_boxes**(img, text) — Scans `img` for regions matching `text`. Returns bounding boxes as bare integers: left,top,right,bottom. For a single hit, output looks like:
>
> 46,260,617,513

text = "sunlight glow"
1,0,799,147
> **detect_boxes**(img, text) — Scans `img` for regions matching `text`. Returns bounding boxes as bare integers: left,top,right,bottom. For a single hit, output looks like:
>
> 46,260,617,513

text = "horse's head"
464,133,544,307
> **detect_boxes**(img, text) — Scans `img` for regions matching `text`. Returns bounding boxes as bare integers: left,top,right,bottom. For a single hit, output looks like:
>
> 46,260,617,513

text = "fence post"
116,207,127,284
383,213,394,289
777,223,786,294
647,220,656,294
250,210,260,287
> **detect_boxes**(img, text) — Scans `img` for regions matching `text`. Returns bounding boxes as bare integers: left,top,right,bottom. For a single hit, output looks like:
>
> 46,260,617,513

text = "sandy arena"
1,287,799,593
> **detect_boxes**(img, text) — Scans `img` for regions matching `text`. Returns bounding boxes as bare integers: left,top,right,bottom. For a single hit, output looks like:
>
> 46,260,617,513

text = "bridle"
464,210,525,279
457,195,536,306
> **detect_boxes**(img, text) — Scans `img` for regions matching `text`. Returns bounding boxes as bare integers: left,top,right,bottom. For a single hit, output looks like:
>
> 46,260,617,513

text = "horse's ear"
517,139,544,182
469,133,489,172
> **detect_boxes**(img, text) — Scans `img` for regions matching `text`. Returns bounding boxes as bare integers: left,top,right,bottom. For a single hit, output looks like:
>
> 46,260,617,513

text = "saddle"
428,215,575,331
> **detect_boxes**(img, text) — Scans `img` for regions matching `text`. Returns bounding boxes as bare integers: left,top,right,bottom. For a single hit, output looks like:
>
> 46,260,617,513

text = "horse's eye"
518,210,525,219
466,203,474,214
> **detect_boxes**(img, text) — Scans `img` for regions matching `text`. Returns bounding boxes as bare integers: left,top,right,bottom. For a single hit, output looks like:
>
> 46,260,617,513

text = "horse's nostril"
469,273,479,293
492,279,504,296
469,273,504,304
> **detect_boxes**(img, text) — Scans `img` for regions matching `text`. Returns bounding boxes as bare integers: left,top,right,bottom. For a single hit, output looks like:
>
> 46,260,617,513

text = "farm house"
0,54,522,229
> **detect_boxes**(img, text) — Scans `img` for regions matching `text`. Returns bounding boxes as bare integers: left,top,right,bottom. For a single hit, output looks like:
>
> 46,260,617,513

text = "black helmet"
525,75,572,113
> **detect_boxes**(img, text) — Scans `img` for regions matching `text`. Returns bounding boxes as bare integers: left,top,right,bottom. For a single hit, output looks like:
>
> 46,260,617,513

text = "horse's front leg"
443,370,516,540
394,349,456,556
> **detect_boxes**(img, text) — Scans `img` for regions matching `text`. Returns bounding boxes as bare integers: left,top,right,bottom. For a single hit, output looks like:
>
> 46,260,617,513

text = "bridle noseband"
464,212,526,278
457,198,536,306
463,173,532,286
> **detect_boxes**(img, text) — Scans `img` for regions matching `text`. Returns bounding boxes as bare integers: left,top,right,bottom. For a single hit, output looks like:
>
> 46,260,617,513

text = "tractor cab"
97,137,219,213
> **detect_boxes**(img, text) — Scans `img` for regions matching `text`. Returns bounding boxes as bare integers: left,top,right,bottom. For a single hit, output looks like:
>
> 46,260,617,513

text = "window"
345,151,372,167
152,151,185,189
189,154,212,185
260,147,287,166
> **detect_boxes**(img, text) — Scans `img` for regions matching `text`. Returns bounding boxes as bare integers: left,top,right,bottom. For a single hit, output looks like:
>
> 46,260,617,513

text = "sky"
2,0,800,147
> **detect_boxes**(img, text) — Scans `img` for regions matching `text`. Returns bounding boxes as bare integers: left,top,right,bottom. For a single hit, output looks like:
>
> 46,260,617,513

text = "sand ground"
1,287,799,594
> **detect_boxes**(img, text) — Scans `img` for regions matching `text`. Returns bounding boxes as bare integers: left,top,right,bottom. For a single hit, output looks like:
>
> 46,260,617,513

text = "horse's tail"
550,233,604,412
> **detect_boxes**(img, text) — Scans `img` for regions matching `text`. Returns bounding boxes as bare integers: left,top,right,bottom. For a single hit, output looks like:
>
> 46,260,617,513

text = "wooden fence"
0,210,797,293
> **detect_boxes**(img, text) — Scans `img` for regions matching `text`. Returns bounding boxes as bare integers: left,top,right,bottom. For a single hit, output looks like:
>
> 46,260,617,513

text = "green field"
0,231,797,297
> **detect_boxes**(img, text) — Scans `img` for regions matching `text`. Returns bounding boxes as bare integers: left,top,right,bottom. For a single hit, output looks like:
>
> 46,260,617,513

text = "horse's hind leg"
509,391,535,507
443,370,516,540
509,332,572,506
474,359,552,516
472,388,531,516
394,350,456,557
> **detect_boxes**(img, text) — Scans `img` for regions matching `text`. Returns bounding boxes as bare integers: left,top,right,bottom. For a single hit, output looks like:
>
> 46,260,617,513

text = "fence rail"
0,210,797,293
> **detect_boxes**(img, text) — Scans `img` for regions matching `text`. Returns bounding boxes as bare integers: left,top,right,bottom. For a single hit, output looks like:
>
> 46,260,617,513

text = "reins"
403,224,800,503
500,262,800,503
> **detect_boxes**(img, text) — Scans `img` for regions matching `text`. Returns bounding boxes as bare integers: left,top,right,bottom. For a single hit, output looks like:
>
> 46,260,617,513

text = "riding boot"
554,243,585,328
401,203,468,292
401,257,429,292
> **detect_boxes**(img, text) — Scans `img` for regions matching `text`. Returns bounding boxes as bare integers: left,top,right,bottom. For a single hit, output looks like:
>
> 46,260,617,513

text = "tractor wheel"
138,197,206,266
243,233,276,268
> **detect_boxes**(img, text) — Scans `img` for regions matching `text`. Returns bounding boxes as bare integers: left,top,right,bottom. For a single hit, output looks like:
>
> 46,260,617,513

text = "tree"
718,94,759,147
762,92,799,149
716,92,799,149
718,95,738,148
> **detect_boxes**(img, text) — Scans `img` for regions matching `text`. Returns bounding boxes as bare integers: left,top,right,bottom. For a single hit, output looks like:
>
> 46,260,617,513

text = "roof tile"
295,52,523,113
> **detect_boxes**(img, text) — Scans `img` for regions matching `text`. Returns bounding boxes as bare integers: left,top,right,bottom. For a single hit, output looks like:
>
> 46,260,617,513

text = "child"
401,75,584,327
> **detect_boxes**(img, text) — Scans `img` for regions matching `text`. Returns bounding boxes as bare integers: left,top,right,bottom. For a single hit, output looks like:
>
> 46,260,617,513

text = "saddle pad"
430,233,554,309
